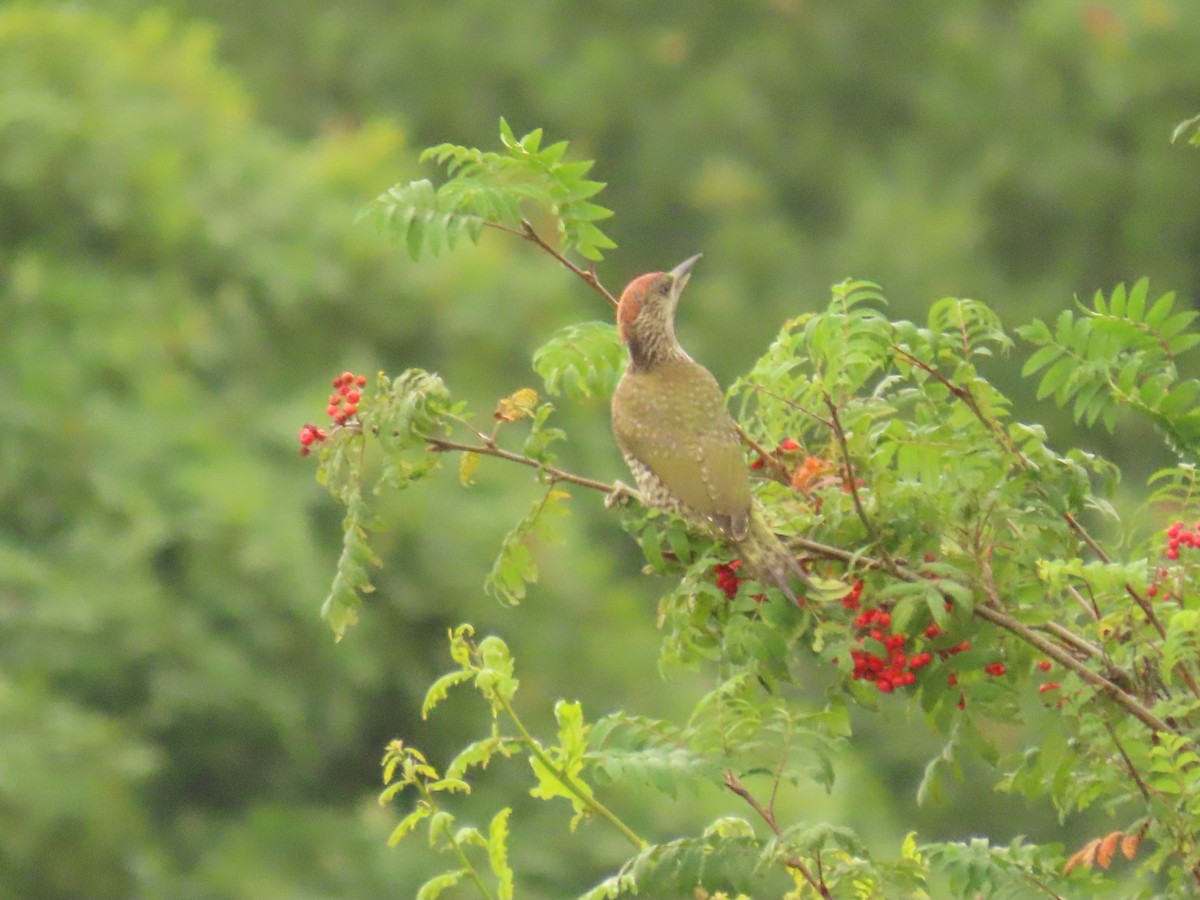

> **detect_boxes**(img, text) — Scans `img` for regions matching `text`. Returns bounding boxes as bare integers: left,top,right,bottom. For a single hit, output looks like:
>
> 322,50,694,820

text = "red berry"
779,438,800,451
342,403,358,417
326,404,339,417
299,428,317,446
1036,659,1052,672
923,623,942,640
985,662,1006,677
339,371,355,385
299,446,311,457
947,673,958,686
749,457,765,470
355,374,367,386
1038,682,1060,694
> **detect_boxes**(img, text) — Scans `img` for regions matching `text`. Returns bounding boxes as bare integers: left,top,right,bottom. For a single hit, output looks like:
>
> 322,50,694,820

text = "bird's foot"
605,480,642,510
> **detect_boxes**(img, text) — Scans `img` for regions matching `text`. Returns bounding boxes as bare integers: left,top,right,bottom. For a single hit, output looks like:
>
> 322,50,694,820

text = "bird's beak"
670,253,703,287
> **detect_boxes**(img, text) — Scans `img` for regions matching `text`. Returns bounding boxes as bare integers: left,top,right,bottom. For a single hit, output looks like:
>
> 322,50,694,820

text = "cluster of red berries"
849,605,933,692
298,371,368,456
750,437,801,471
714,560,744,600
297,423,328,457
1164,520,1200,560
1145,520,1200,597
327,371,367,424
713,559,768,604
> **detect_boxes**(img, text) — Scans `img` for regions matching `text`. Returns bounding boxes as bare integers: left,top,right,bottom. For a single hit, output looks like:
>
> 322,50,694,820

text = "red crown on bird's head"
616,272,664,341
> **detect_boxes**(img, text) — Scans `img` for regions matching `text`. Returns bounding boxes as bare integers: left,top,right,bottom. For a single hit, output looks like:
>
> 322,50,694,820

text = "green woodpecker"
610,255,809,601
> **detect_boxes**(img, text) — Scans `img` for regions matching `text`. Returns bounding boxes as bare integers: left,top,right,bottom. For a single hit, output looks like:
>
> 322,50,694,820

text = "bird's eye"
657,282,670,295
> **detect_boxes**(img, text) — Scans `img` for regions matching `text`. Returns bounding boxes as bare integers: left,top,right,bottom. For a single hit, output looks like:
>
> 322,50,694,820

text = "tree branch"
824,394,899,575
722,770,830,899
486,219,618,309
424,435,626,496
892,345,1033,468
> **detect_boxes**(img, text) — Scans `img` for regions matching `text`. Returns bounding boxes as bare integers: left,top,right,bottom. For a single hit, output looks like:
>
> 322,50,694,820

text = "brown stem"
1062,515,1200,699
824,394,898,575
733,422,793,486
424,435,623,496
1039,621,1108,664
486,219,618,309
748,384,834,431
1102,720,1154,803
722,770,831,899
1065,583,1101,621
892,345,1033,468
971,603,1175,735
1063,512,1111,563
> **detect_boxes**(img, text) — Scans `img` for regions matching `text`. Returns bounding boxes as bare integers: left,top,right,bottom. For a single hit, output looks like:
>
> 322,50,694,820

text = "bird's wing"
613,362,751,538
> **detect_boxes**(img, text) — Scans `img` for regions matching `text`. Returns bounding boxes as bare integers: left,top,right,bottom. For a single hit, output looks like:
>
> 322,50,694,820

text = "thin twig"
824,394,898,574
733,422,793,485
1063,512,1111,563
1102,720,1154,803
892,345,1034,468
748,384,834,430
1062,515,1200,698
485,219,618,309
1039,621,1106,662
425,435,625,496
971,603,1175,735
723,770,831,899
1065,583,1101,621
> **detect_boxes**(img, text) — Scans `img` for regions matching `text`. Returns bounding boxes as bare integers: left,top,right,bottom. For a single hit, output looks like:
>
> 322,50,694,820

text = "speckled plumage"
611,256,809,601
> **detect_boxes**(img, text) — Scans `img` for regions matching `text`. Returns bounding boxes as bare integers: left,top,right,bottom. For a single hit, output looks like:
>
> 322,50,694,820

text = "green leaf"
485,488,571,605
422,670,474,719
416,869,467,900
533,321,625,400
488,808,514,900
388,803,432,846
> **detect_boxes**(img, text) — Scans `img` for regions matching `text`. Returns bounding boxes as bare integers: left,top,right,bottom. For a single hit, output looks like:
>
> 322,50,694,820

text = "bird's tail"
736,509,811,605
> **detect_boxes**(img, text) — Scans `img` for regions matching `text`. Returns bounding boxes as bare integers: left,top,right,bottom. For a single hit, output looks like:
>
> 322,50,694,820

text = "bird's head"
616,254,701,367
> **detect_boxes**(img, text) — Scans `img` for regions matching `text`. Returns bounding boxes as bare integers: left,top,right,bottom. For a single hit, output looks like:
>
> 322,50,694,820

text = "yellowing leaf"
459,451,481,486
494,388,539,421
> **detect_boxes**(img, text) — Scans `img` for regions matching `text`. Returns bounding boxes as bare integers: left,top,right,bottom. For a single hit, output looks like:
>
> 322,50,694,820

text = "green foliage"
923,837,1103,900
333,125,1200,898
532,321,626,400
362,118,615,261
1019,280,1200,454
18,0,1200,895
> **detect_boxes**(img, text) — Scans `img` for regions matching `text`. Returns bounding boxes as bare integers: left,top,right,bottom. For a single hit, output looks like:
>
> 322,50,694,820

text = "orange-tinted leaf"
1120,831,1141,860
1097,831,1121,869
1065,838,1101,875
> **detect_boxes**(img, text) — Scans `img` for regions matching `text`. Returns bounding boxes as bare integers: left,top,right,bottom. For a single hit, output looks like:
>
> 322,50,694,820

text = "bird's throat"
625,328,687,372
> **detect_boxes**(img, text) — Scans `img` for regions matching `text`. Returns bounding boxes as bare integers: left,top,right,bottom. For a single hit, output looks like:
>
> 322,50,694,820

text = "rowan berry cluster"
750,437,801,471
298,371,368,456
848,604,933,693
714,560,744,600
297,424,328,457
327,371,367,425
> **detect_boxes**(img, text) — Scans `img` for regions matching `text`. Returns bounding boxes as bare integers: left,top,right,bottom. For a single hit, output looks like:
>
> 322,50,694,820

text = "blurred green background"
2,1,1198,897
